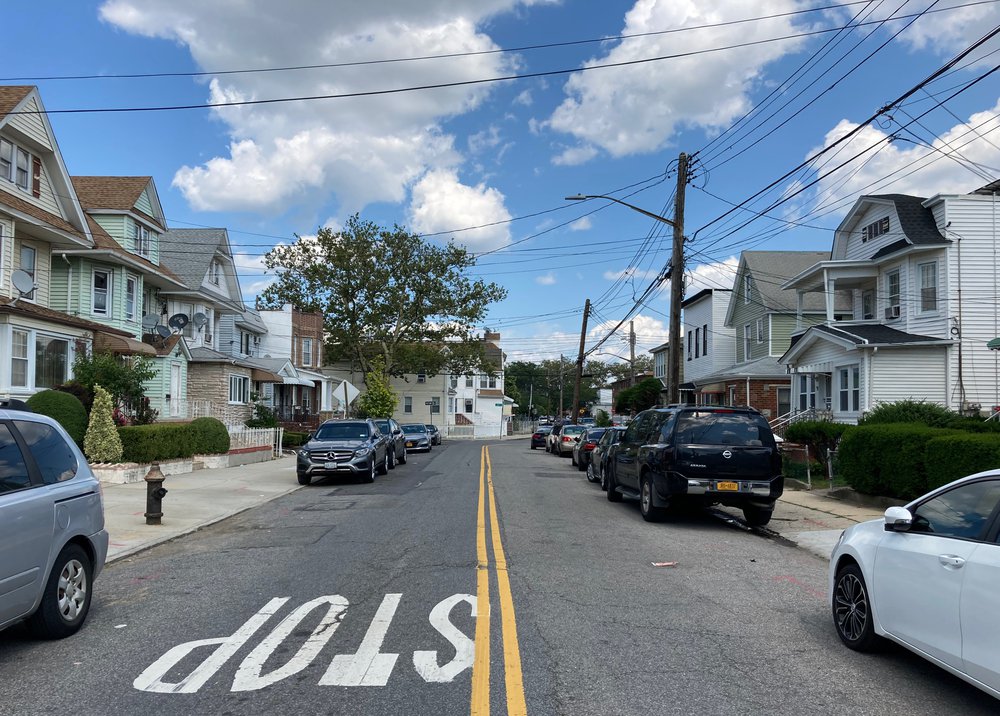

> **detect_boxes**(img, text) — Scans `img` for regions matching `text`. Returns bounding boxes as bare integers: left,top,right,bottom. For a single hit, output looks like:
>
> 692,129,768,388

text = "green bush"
118,423,195,463
859,400,960,429
282,431,309,448
189,417,230,455
837,423,960,499
924,433,1000,491
594,409,611,428
784,421,848,467
26,390,88,445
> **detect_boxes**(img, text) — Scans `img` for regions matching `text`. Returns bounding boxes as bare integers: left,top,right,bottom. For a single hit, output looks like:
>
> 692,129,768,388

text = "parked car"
530,425,553,449
830,470,1000,699
578,417,596,426
545,422,572,452
606,406,782,525
372,418,407,468
551,424,586,457
0,402,109,638
424,424,442,445
572,427,607,471
589,426,627,487
401,423,432,452
296,419,390,485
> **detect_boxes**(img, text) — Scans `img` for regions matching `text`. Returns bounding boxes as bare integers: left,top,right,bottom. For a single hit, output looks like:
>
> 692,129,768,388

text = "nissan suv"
0,401,109,639
605,406,782,526
297,419,390,485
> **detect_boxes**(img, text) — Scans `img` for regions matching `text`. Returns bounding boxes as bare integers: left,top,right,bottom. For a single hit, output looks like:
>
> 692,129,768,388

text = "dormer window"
861,217,890,242
0,140,12,181
14,148,28,191
210,259,221,285
743,275,752,304
134,223,151,257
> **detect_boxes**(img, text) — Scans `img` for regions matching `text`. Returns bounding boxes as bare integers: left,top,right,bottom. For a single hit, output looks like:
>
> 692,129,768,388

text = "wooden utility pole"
629,320,636,387
667,152,688,404
558,353,565,417
571,299,591,424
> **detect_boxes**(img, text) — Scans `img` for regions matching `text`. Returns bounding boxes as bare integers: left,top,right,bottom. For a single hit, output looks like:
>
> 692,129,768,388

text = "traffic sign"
424,401,433,405
494,402,503,407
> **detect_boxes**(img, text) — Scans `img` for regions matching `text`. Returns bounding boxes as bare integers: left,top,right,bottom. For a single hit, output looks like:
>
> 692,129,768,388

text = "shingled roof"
71,176,164,230
84,216,186,285
159,228,229,287
866,194,948,250
0,86,32,119
741,251,844,313
0,296,131,336
0,187,87,241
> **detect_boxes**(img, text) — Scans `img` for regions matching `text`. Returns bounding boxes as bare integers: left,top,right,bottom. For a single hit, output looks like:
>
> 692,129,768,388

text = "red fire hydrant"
144,462,168,525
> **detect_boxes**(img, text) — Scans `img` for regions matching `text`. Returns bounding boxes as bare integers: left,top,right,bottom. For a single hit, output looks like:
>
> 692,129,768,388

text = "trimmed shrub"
837,423,960,499
84,385,123,463
54,381,93,414
859,399,958,428
26,390,87,445
784,421,848,468
190,417,230,455
282,431,309,448
118,424,195,463
924,433,1000,491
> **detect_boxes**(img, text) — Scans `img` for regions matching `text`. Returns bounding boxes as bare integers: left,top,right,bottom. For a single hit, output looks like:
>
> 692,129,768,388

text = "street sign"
494,403,503,407
424,401,433,405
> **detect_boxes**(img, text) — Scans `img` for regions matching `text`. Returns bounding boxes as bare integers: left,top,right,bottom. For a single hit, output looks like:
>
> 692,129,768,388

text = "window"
838,366,860,413
418,373,426,384
241,332,251,355
302,338,313,367
886,270,901,316
229,374,250,404
431,396,440,414
133,223,151,257
861,216,890,242
861,289,875,320
919,262,937,313
703,324,708,356
687,330,693,361
19,244,36,300
14,421,77,484
11,329,29,387
799,375,816,411
448,397,455,413
92,269,111,316
0,424,30,493
34,336,69,389
694,328,701,358
465,398,474,413
404,396,413,413
15,148,28,190
450,376,458,389
756,318,764,343
776,386,791,417
209,259,221,285
911,479,1000,540
0,139,11,181
743,324,752,361
743,274,752,304
125,275,137,321
465,375,474,388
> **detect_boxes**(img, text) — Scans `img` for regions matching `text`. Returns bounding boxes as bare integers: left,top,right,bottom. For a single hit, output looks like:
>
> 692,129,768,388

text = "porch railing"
769,407,817,438
227,425,284,457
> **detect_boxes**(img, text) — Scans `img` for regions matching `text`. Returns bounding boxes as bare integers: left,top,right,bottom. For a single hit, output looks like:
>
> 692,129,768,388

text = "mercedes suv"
606,406,782,525
296,419,390,485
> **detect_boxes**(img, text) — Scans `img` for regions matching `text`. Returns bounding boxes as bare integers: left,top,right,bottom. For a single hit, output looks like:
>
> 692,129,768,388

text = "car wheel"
366,459,377,483
833,563,882,652
586,461,599,483
399,447,407,465
600,462,609,491
27,544,93,639
297,472,311,486
388,448,396,470
577,455,586,472
742,503,774,527
606,464,622,502
377,453,389,475
639,475,665,522
531,444,537,450
571,452,577,466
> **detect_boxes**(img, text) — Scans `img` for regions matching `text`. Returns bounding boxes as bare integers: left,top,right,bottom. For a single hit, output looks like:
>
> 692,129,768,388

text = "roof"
648,342,670,354
693,355,790,384
236,309,267,332
142,333,186,357
681,287,730,309
0,296,132,336
742,251,833,312
0,86,32,119
159,228,230,286
812,323,946,346
71,176,163,230
0,187,87,241
867,194,948,248
82,216,186,285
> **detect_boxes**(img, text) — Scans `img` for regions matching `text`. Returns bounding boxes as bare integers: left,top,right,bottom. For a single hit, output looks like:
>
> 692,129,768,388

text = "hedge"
924,433,1000,491
282,431,309,448
26,390,88,445
117,418,231,463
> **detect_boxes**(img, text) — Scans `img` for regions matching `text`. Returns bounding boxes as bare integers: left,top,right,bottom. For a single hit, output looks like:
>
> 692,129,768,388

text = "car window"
13,421,78,484
674,411,774,447
402,425,426,434
657,414,677,443
623,413,647,443
316,423,371,440
911,479,1000,540
587,429,606,442
0,423,32,492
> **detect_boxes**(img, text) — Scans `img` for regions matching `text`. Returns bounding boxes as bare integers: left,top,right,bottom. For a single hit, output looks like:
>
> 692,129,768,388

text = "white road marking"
133,597,288,694
320,593,402,686
413,594,476,683
232,595,350,692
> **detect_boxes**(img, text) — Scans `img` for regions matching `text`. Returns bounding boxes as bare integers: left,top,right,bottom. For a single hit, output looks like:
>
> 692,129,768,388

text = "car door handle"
938,555,966,568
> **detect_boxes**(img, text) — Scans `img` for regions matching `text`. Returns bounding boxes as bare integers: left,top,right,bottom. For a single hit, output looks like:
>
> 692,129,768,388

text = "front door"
170,363,182,417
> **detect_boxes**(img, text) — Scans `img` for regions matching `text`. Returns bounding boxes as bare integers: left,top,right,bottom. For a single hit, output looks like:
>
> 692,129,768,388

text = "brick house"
258,303,331,424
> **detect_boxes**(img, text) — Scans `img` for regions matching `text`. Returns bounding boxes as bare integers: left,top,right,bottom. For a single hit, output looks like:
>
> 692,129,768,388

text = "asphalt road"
0,438,996,715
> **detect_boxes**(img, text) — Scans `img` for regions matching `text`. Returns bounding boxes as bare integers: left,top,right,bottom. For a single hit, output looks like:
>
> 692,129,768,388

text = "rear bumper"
653,471,783,506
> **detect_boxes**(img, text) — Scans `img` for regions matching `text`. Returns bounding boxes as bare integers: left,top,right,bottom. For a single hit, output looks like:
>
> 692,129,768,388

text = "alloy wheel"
834,571,869,642
57,559,88,622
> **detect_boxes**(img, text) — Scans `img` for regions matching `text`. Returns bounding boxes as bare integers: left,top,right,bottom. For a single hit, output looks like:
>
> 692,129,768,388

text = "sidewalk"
769,487,887,560
101,456,300,563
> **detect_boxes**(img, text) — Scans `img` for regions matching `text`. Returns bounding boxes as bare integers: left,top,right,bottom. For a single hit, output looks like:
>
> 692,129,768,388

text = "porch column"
824,268,835,323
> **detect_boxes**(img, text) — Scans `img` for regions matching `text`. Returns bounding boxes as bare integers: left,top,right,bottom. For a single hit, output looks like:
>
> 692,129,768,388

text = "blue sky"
7,1,1000,364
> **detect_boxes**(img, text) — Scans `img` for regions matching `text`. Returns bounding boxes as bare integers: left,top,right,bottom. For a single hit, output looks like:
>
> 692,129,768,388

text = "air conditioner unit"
884,305,900,320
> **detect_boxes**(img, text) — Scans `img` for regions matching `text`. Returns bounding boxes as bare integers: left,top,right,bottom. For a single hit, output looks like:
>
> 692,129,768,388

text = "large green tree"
259,215,507,383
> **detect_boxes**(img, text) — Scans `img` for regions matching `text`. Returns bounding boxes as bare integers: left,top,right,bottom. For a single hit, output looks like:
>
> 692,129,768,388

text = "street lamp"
566,168,688,405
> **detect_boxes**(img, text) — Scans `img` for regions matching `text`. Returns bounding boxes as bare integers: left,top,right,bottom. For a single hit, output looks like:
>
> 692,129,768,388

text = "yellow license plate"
406,441,414,447
716,481,739,491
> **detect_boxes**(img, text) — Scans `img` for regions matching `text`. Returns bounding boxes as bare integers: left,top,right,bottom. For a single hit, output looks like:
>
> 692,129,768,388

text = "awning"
93,331,157,357
281,375,316,387
698,382,726,393
251,368,283,383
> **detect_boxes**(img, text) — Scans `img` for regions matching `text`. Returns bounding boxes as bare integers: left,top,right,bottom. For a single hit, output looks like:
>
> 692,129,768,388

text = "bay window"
8,329,71,390
34,336,68,389
11,329,29,387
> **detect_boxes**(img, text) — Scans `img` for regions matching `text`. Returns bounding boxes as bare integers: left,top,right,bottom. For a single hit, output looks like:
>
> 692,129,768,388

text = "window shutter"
31,157,41,198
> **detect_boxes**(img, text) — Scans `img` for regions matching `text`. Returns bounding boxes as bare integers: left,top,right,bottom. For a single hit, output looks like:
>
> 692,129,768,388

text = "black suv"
606,406,782,525
297,419,390,485
372,418,407,468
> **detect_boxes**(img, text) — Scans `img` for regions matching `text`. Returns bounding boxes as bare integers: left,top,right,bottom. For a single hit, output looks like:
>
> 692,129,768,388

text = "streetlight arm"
566,194,676,228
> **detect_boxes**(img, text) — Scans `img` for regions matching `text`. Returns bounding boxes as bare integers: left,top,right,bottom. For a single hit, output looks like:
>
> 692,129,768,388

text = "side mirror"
884,506,913,532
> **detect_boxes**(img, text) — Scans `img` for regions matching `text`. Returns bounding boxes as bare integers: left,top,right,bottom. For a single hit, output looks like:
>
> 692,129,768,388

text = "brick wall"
291,309,324,368
723,379,791,419
187,362,252,425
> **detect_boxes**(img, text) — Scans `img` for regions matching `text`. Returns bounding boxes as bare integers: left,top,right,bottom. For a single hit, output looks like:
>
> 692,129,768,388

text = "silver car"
0,403,109,638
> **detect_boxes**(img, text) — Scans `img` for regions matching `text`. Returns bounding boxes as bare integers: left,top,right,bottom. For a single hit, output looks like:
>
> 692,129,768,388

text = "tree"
84,385,123,463
73,351,156,422
259,215,508,383
356,358,397,418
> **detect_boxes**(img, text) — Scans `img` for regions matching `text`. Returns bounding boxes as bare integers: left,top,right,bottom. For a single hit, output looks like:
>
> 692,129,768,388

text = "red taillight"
532,433,541,438
584,443,597,451
563,435,573,442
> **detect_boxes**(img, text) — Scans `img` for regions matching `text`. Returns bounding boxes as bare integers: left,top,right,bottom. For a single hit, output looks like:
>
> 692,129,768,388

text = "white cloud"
513,89,533,106
535,272,557,285
686,257,740,293
407,168,512,250
100,1,536,217
587,314,668,357
602,267,661,281
569,216,592,231
885,1,1000,62
552,144,598,166
545,0,807,158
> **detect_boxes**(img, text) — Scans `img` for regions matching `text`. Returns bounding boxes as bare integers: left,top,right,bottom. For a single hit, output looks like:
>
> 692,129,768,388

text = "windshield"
675,411,774,447
402,425,427,434
562,426,586,436
586,429,607,442
315,423,372,441
373,420,391,435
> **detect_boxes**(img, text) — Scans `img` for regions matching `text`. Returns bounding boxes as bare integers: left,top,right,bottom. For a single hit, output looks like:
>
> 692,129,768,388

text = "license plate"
406,441,414,448
324,462,338,470
716,481,739,491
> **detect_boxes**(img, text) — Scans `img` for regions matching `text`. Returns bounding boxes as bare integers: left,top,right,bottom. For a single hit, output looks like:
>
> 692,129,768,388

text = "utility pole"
629,320,636,387
558,353,565,417
667,152,688,404
571,299,591,424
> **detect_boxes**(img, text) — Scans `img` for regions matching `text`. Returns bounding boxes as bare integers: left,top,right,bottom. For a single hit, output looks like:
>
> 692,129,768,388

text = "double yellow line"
471,445,527,716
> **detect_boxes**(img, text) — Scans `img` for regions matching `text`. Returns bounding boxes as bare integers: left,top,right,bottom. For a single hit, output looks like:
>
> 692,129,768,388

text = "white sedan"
829,469,1000,700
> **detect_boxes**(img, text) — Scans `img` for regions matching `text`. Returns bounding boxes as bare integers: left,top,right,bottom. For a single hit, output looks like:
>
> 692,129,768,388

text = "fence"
227,425,284,457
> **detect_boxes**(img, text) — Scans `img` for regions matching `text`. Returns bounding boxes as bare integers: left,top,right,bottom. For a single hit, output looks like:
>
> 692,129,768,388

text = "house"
257,303,332,423
0,86,141,401
779,188,1000,422
685,252,850,418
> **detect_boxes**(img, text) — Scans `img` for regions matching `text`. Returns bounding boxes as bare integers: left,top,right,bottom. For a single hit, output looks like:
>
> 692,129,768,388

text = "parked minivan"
606,405,782,525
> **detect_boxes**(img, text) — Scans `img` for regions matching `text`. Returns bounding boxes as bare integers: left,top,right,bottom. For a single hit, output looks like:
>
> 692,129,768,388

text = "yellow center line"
471,445,491,716
485,446,528,716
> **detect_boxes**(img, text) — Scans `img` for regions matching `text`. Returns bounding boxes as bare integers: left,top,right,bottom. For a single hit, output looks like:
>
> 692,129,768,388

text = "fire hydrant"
144,462,168,525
